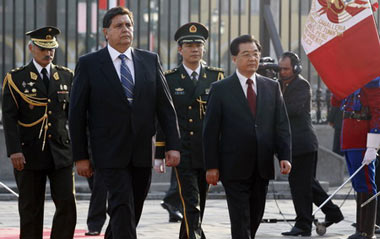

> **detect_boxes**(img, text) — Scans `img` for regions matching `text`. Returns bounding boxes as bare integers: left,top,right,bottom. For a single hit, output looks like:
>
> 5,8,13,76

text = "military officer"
2,26,76,239
154,22,224,239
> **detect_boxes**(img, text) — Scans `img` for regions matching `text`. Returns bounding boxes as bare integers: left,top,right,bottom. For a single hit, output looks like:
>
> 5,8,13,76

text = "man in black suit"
203,35,292,239
69,6,181,239
2,26,76,238
279,52,343,236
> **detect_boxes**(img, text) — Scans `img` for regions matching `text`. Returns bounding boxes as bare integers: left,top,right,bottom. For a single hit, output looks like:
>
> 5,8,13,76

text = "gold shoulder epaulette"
55,65,74,74
10,66,25,73
206,66,224,73
164,68,178,76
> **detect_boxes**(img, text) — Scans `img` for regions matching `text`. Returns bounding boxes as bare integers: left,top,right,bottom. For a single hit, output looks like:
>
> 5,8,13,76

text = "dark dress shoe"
282,227,311,236
161,201,183,222
85,231,100,236
375,227,380,234
325,210,344,224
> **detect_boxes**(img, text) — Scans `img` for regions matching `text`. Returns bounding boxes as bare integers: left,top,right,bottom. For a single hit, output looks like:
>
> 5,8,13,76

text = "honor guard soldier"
331,77,380,239
154,22,224,239
2,26,76,239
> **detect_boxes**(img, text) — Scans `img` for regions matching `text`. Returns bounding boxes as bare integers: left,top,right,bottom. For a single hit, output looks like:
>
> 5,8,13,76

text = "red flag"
302,0,380,99
99,0,107,10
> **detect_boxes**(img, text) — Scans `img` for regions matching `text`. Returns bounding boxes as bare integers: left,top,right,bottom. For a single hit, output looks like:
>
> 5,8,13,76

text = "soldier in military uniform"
2,26,76,239
154,22,224,239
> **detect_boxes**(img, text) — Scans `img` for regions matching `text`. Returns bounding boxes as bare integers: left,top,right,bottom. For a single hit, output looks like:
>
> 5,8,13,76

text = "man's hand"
206,169,219,185
75,159,93,178
165,150,180,167
154,159,166,173
280,160,291,175
362,148,378,165
10,152,26,171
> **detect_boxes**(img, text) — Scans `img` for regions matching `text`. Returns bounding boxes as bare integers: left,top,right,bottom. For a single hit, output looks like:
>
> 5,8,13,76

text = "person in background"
154,22,224,239
278,52,343,237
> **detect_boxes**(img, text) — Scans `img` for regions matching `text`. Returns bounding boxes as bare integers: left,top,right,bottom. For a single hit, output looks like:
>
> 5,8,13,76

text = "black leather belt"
343,111,371,120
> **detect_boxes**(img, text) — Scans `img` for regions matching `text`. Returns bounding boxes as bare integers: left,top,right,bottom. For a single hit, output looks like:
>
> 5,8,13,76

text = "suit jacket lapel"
193,65,209,99
28,62,48,96
256,76,265,117
48,64,59,96
178,64,196,96
230,73,253,118
131,49,146,104
98,47,127,103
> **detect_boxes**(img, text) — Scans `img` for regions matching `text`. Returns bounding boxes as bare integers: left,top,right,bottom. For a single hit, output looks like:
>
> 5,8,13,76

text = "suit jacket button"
188,106,192,110
190,131,194,136
48,110,52,115
48,123,52,127
189,119,193,123
48,134,52,138
47,99,51,103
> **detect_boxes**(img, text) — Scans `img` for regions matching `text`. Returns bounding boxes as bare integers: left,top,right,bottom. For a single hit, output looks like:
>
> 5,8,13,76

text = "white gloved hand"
362,148,378,165
154,159,166,173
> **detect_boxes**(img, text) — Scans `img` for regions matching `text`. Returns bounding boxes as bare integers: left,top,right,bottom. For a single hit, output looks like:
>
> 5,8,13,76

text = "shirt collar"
33,59,51,77
183,63,201,79
107,44,133,61
236,70,256,86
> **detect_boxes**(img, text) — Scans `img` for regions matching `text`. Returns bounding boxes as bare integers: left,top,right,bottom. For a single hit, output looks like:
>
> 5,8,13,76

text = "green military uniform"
2,26,76,239
156,64,224,167
155,21,224,239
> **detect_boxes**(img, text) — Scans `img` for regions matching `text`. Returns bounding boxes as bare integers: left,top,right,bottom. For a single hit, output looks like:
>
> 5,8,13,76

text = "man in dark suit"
203,35,292,239
154,22,224,239
2,26,76,239
69,6,181,239
279,52,343,236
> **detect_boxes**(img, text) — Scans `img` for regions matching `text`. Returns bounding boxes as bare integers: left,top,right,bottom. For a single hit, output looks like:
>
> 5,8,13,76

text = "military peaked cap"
26,26,61,49
174,22,208,45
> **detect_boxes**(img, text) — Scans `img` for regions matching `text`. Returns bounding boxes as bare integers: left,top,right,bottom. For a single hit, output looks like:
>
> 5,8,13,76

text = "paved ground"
0,198,371,239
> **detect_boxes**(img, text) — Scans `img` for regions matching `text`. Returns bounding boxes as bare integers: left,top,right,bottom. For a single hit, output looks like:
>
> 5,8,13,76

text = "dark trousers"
290,151,341,231
86,171,108,232
176,167,208,239
332,127,344,156
222,173,269,239
14,166,76,239
98,166,151,239
163,168,182,211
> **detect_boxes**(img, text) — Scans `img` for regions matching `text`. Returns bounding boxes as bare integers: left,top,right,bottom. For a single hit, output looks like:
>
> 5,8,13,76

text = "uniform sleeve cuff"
367,133,380,149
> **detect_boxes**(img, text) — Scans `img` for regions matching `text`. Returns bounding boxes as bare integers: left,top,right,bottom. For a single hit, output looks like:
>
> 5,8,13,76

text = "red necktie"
246,79,256,115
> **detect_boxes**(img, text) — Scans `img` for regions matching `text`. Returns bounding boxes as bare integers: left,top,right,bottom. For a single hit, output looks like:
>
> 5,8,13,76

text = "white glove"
362,148,378,165
154,159,166,173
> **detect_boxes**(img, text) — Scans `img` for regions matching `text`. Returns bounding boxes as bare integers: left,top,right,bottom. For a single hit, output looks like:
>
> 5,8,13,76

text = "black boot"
348,192,377,239
360,192,376,239
348,193,363,239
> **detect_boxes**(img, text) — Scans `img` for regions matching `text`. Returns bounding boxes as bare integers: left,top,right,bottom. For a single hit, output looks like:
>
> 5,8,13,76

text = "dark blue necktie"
118,54,134,104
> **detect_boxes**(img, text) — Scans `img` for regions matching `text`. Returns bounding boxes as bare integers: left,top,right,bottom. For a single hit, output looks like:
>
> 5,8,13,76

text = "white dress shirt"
183,63,201,80
236,70,257,97
107,44,135,83
33,59,51,79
